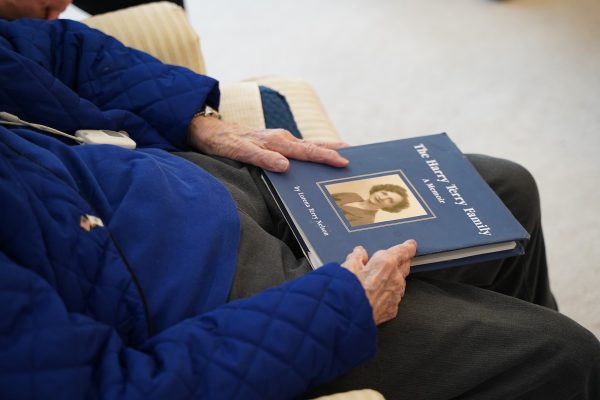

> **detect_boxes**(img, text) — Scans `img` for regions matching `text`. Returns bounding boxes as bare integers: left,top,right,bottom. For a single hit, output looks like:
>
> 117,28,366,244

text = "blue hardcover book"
263,133,530,272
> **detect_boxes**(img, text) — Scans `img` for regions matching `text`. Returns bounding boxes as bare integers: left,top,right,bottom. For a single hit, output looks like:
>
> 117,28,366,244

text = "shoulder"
333,192,363,204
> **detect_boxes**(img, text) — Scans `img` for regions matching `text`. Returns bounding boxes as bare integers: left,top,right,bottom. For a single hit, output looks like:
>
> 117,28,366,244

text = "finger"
391,272,407,298
372,290,400,325
362,256,395,288
342,246,368,273
382,281,405,322
387,239,417,258
353,245,369,264
396,239,417,277
191,127,290,172
399,284,406,299
263,132,349,168
305,140,350,150
387,239,417,264
378,309,398,325
230,138,291,172
371,270,406,325
345,245,367,261
368,241,415,279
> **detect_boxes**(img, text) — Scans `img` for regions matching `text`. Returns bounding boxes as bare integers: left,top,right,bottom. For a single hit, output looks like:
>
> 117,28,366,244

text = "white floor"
64,0,600,338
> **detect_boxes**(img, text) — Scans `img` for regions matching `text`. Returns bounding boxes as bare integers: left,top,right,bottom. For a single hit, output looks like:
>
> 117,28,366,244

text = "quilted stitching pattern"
0,255,375,399
191,267,375,398
260,86,303,138
0,19,378,399
0,18,218,151
0,130,150,345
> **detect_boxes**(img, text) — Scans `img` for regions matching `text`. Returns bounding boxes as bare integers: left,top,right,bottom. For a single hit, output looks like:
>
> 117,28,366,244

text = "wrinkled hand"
187,116,349,172
342,240,417,325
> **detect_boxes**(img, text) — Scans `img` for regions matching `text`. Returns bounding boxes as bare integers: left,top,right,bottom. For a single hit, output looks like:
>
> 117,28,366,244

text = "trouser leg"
418,154,556,309
307,155,593,399
306,277,600,399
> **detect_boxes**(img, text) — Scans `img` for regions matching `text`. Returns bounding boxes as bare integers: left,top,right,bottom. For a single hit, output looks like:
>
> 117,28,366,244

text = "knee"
501,160,540,231
467,154,541,233
540,313,600,381
510,312,600,398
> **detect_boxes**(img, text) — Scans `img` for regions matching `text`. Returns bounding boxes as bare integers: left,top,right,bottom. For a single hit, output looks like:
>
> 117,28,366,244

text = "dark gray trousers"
176,152,600,400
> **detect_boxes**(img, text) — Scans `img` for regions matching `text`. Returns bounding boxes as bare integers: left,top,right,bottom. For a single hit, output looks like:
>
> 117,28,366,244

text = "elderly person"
0,2,599,400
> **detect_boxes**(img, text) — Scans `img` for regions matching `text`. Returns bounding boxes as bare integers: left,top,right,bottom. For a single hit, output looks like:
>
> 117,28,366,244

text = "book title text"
414,143,492,236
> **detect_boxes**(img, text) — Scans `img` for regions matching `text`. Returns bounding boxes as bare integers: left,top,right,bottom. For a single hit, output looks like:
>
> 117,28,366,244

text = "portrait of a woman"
332,184,410,227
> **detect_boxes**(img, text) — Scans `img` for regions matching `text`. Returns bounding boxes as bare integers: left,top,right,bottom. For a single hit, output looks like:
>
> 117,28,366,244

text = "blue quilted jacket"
0,19,376,399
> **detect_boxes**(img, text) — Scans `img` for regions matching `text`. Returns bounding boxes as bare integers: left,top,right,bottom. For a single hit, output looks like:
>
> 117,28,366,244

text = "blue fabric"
0,18,219,150
0,19,377,399
260,85,303,138
0,17,239,336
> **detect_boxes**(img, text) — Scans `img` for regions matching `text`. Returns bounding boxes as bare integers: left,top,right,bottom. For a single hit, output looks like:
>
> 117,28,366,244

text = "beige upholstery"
82,3,380,399
83,2,206,74
218,83,266,130
222,78,341,142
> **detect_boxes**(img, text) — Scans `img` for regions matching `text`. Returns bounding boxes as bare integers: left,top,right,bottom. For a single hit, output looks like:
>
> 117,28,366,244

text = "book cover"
263,133,530,272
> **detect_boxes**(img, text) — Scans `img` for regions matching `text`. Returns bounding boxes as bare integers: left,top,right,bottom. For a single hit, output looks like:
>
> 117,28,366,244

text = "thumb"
342,246,368,272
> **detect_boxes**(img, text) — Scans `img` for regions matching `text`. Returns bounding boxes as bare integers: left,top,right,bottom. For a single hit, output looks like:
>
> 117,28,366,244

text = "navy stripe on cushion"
259,86,303,139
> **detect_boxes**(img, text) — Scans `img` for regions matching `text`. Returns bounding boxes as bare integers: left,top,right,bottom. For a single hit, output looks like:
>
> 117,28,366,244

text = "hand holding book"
263,133,529,271
342,239,417,325
187,116,349,172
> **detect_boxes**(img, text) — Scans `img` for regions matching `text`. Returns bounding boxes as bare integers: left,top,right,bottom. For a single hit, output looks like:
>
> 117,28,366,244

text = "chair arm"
219,78,341,143
82,1,206,74
218,82,266,130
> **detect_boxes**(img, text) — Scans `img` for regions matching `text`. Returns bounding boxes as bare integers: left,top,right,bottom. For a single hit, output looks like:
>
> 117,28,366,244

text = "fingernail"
404,239,417,246
274,158,289,171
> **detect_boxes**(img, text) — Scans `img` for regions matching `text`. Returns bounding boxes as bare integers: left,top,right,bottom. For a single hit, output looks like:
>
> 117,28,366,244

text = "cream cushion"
218,83,266,130
83,1,206,74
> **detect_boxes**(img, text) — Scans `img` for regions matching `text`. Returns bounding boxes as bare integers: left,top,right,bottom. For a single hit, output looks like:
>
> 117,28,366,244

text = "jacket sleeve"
0,253,377,400
0,19,218,150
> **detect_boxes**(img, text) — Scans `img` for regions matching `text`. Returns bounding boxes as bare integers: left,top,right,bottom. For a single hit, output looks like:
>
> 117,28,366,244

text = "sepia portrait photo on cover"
319,170,435,232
